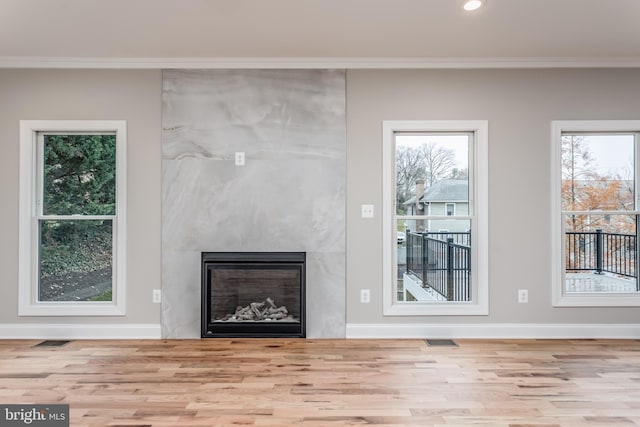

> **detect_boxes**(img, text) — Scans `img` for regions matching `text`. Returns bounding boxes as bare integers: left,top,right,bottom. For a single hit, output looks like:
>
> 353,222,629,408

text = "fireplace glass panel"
209,266,302,323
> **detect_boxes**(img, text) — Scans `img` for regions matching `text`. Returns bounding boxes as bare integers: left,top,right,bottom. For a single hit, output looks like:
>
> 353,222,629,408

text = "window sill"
383,301,489,316
18,302,125,317
553,293,640,307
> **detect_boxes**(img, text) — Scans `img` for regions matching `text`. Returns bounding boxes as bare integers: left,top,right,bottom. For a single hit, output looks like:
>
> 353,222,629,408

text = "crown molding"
1,56,640,69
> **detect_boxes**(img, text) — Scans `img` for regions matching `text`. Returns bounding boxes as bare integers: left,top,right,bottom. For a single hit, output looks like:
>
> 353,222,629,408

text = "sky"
397,133,636,178
396,134,469,169
578,134,635,177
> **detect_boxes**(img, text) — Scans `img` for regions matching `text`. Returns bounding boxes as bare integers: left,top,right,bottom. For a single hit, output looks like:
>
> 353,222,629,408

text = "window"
551,120,640,306
446,203,455,216
19,121,127,315
383,121,488,315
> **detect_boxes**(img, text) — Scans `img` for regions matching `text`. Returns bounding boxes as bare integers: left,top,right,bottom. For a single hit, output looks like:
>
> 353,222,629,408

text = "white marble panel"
162,69,346,338
161,250,200,338
305,252,346,338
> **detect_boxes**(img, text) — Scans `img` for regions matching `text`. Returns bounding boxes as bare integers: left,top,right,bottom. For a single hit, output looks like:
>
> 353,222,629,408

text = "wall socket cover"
361,204,374,218
152,289,162,304
235,152,245,166
518,289,528,303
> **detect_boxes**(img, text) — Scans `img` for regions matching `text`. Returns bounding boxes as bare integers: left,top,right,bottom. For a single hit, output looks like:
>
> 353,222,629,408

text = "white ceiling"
1,0,639,67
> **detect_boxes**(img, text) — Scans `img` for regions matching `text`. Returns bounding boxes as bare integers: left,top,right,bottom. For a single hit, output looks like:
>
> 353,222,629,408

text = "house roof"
421,179,468,203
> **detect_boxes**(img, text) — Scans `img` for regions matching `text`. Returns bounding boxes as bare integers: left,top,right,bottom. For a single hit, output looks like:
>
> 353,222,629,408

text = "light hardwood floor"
0,338,639,426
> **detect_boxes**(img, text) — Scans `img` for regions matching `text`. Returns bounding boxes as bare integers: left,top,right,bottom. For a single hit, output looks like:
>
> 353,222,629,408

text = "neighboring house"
404,179,469,233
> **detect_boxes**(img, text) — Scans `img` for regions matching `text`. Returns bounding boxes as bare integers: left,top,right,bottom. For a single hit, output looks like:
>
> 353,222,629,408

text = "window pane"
396,134,469,217
446,203,455,216
564,214,638,293
561,134,635,211
398,220,471,302
43,134,116,215
39,219,113,302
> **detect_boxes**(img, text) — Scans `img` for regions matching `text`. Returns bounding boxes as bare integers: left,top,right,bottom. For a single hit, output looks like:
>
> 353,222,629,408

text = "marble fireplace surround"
161,69,346,338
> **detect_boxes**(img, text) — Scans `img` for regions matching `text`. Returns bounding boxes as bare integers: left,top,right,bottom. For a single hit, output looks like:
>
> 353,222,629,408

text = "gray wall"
346,68,640,325
1,67,639,335
0,69,162,325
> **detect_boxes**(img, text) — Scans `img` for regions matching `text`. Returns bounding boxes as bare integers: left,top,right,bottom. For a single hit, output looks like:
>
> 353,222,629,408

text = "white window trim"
551,120,640,307
382,120,489,316
19,120,127,316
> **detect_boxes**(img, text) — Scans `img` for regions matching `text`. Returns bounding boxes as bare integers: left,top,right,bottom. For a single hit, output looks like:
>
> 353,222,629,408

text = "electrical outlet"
153,289,162,304
361,204,374,218
518,289,528,303
235,152,245,166
360,289,371,303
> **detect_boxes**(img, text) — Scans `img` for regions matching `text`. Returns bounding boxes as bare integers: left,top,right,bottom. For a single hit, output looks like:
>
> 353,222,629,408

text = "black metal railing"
405,229,637,302
406,230,471,301
565,229,636,278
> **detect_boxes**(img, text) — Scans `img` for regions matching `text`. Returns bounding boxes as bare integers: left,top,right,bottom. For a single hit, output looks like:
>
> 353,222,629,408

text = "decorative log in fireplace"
201,252,306,338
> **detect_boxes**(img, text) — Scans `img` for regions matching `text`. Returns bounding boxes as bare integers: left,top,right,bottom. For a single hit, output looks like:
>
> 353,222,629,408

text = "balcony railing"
565,229,637,278
406,231,471,301
405,229,638,302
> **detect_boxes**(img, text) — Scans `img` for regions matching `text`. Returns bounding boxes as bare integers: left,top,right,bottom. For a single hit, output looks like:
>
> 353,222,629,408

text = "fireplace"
201,252,306,338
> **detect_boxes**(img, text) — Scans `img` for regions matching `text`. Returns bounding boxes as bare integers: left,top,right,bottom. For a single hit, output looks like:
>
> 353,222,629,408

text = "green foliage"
40,134,116,280
43,134,116,215
40,220,113,278
90,290,113,302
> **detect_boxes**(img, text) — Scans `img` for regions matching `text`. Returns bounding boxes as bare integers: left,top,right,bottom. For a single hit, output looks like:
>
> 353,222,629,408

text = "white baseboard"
346,323,640,339
0,323,161,339
2,323,636,340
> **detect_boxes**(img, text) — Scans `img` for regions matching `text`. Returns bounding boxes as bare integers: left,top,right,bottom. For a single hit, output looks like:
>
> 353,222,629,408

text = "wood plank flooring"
0,338,639,426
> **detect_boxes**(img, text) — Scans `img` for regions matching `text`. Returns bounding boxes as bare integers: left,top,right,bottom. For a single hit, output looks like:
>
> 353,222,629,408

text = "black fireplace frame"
201,252,306,338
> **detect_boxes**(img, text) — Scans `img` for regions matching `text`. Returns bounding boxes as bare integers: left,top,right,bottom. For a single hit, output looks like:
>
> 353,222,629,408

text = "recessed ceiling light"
463,0,484,11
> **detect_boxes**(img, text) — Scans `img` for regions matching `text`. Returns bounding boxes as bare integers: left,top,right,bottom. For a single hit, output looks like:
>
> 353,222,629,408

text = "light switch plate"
235,152,245,166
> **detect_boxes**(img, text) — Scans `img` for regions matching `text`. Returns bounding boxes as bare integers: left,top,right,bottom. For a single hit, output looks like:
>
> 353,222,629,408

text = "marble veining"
162,69,346,338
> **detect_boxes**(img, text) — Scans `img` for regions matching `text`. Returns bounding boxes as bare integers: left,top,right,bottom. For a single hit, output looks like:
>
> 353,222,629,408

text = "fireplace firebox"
201,252,306,338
